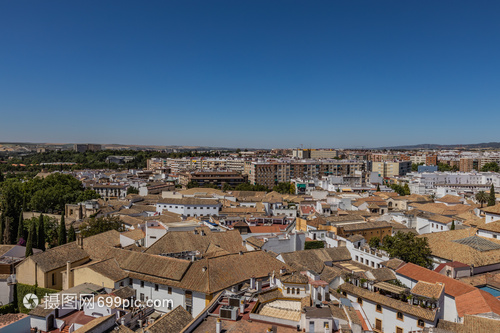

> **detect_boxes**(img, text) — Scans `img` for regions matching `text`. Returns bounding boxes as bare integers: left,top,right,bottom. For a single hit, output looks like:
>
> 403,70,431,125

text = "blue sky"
1,1,499,149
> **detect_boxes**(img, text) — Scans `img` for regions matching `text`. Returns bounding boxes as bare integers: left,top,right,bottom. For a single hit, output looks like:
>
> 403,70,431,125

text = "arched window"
287,287,290,294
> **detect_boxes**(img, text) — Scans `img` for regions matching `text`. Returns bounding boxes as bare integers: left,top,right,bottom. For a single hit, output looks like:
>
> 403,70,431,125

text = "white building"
155,198,221,217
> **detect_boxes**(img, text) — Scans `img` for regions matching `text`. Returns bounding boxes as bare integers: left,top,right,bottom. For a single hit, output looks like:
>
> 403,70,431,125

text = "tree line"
0,173,99,247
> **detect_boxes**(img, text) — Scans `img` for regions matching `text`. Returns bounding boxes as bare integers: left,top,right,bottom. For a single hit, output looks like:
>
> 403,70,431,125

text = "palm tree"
476,191,488,208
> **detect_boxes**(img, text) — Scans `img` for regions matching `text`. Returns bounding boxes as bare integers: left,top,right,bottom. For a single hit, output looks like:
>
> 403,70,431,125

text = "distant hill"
377,142,500,150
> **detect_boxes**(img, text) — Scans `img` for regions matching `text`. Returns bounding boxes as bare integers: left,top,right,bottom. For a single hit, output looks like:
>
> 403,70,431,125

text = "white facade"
155,202,220,217
343,293,436,333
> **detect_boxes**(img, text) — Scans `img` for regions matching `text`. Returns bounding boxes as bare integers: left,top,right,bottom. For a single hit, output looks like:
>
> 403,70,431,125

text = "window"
292,288,295,294
355,255,359,261
129,278,133,286
323,322,329,328
397,312,404,321
357,297,363,305
376,304,382,313
140,293,144,301
168,287,172,294
375,319,382,331
120,282,124,287
396,327,403,333
140,281,144,288
417,319,425,328
287,287,290,294
52,273,55,285
155,284,159,291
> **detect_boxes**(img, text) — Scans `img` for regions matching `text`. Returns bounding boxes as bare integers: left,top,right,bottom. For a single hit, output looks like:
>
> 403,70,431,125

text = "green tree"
304,240,325,250
186,181,199,189
37,214,46,251
222,183,232,192
369,237,381,249
17,210,25,244
376,184,381,192
450,220,455,230
0,214,3,245
403,183,411,195
76,189,101,202
380,232,433,268
475,191,488,208
488,184,496,207
25,222,35,257
68,225,76,242
273,182,294,194
3,217,11,245
481,162,500,172
126,186,139,195
79,216,124,238
0,170,4,182
58,214,67,246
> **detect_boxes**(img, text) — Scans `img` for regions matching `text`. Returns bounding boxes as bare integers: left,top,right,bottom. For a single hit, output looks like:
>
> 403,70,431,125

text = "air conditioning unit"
219,305,238,320
228,295,243,307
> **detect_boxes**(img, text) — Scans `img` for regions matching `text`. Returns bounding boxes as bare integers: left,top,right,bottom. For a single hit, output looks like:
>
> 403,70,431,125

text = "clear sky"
1,1,499,149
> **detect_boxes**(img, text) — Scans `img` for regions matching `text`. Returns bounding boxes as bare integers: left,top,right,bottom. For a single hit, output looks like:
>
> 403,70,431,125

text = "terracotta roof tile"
396,263,475,298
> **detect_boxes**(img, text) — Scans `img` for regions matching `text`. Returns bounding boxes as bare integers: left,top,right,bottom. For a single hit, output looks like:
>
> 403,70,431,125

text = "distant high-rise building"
372,161,411,178
74,144,102,153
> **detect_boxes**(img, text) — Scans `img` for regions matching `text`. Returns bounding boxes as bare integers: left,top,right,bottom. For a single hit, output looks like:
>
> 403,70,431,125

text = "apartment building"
245,160,365,188
178,170,247,188
147,158,246,173
292,149,338,159
459,158,474,172
372,161,412,178
410,155,438,166
73,143,102,153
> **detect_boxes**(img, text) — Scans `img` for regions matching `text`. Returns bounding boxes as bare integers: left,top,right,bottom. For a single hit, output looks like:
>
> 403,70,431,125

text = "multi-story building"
245,160,365,188
372,161,411,178
178,170,247,188
74,143,102,153
459,158,474,172
411,155,438,166
147,158,246,173
292,149,339,159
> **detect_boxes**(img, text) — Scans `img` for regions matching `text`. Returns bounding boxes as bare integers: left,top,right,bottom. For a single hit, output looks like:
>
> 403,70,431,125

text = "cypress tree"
37,214,46,251
25,221,34,257
0,214,3,245
488,184,496,207
3,217,10,245
0,170,3,182
68,225,76,242
17,210,24,244
58,214,67,246
450,220,455,230
376,184,381,192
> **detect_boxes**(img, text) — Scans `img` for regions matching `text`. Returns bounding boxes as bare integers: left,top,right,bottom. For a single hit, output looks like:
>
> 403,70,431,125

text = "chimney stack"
239,299,245,313
216,318,221,333
66,261,74,289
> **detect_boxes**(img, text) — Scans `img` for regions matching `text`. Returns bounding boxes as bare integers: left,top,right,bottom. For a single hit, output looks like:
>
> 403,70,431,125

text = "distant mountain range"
377,142,500,150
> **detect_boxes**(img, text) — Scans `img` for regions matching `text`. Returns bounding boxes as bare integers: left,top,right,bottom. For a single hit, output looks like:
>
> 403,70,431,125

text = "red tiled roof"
455,289,500,317
396,263,475,298
434,261,469,273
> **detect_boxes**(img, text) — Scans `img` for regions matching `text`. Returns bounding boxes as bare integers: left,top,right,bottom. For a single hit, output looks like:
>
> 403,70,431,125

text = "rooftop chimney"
216,318,221,333
66,261,74,289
